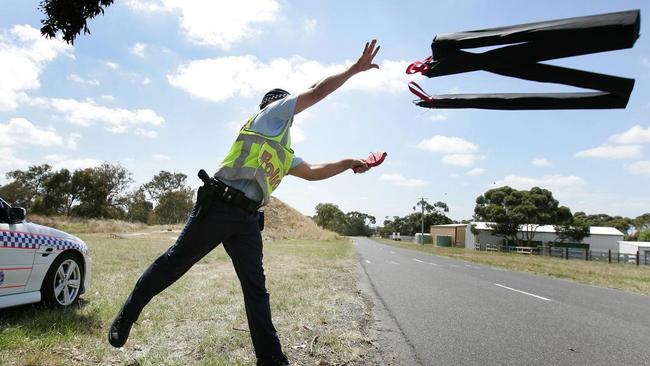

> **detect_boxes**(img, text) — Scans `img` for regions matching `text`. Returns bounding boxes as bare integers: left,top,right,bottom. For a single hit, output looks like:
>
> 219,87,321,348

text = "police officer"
109,40,381,365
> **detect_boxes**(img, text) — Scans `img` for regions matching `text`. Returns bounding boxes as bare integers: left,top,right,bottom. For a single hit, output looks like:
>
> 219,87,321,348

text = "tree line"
311,186,649,243
312,201,454,237
312,203,378,237
0,164,194,224
380,201,452,237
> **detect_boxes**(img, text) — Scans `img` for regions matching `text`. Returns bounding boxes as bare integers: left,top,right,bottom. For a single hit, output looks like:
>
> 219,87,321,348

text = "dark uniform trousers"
119,198,283,359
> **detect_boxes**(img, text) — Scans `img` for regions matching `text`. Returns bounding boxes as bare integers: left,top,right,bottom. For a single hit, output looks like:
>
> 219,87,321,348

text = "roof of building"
431,224,468,228
470,222,624,236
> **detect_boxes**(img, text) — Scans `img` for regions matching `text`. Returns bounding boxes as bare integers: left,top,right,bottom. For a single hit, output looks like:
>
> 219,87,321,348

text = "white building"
431,222,624,251
618,241,650,255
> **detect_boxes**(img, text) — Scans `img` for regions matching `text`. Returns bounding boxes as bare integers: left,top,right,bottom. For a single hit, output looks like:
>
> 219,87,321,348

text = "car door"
0,221,37,297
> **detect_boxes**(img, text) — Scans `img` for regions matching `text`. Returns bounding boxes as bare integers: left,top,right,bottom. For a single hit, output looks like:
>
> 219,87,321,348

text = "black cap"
260,88,290,109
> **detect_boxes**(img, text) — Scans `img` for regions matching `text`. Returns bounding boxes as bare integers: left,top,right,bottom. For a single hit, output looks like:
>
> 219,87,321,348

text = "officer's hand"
350,159,369,174
352,39,380,73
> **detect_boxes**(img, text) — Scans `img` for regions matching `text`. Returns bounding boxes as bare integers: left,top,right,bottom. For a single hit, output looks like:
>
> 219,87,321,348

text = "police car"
0,197,91,309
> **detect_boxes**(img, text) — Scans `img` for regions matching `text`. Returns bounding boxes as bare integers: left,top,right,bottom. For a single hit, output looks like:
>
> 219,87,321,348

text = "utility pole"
416,197,428,244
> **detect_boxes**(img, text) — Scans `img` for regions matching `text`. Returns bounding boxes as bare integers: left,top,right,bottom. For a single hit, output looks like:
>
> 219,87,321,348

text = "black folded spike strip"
408,9,640,110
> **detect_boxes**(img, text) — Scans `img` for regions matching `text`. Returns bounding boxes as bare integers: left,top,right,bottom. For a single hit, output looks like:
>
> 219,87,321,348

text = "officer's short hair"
260,88,290,109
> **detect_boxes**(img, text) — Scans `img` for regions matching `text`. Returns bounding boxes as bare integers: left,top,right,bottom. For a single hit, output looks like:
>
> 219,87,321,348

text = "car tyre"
41,252,84,308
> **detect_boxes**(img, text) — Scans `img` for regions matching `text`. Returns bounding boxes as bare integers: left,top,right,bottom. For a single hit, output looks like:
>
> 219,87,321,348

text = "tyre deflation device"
406,9,640,110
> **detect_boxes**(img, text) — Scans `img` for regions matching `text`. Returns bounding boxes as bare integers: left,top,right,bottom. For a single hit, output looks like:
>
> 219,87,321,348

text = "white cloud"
610,125,650,145
101,95,115,101
291,110,312,143
441,154,486,167
66,74,99,86
574,145,642,159
531,158,551,167
303,18,317,33
152,153,170,161
167,56,418,102
379,174,428,187
65,133,81,150
465,168,485,176
626,161,650,176
429,113,448,121
130,42,147,57
126,0,280,49
0,24,73,111
142,77,152,85
0,148,30,170
0,118,65,147
28,97,164,134
44,154,66,162
106,125,128,134
104,61,119,70
51,158,103,171
417,135,478,154
418,135,485,167
134,128,158,139
494,174,587,192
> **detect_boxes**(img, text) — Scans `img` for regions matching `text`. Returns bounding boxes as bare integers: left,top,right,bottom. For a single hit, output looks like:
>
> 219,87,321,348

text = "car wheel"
41,252,84,307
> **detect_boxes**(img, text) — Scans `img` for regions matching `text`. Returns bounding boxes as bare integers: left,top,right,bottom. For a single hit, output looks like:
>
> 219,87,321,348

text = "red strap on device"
408,81,434,103
354,152,388,173
405,56,432,75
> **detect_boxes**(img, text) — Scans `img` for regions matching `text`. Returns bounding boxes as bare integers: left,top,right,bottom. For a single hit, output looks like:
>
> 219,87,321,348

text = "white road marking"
387,260,400,265
390,251,396,254
412,258,439,266
494,284,551,301
364,260,371,264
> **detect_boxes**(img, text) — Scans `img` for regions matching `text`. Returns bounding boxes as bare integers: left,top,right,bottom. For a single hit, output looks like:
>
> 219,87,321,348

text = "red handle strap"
354,152,388,173
405,56,432,75
408,81,434,103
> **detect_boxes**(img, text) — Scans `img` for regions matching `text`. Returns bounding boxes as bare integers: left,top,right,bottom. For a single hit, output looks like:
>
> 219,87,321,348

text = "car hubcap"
54,259,81,306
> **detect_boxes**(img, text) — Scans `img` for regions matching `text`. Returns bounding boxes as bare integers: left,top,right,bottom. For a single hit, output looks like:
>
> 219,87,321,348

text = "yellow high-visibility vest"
215,114,294,206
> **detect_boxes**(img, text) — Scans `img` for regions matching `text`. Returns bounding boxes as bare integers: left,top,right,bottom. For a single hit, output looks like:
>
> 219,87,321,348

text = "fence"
475,243,650,267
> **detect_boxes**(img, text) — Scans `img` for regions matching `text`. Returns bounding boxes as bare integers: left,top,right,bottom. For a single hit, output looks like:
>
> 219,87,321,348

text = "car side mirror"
9,207,26,223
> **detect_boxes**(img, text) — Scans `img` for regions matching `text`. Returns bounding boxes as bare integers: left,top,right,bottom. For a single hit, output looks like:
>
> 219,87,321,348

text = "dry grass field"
376,238,650,295
1,229,375,365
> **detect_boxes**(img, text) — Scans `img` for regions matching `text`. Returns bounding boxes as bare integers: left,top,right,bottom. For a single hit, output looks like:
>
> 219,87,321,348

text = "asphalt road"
354,237,650,366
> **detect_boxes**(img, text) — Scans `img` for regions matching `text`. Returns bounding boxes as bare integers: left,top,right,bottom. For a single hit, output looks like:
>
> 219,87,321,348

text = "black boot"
107,311,134,348
257,353,290,366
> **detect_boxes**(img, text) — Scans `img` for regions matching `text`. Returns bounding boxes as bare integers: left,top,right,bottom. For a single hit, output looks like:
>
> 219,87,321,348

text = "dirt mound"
264,197,338,241
28,215,151,234
28,198,335,241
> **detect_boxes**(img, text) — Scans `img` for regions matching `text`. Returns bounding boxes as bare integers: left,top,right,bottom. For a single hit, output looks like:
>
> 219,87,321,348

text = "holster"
195,169,216,220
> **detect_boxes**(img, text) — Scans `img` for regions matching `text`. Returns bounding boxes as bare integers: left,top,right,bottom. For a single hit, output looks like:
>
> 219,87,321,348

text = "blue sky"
1,0,649,222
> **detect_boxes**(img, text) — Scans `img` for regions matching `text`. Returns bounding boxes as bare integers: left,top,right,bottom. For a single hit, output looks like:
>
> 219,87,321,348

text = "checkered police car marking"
0,229,88,255
0,271,4,286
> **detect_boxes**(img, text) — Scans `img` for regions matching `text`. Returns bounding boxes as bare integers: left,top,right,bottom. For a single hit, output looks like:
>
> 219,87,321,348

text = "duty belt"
197,169,260,216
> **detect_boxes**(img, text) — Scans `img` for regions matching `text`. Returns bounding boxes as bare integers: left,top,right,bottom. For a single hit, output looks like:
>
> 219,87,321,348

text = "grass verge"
0,230,374,365
374,238,650,296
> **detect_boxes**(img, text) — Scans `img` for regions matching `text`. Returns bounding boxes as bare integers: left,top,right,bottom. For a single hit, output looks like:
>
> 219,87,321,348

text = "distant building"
429,224,468,247
430,222,625,251
618,241,650,255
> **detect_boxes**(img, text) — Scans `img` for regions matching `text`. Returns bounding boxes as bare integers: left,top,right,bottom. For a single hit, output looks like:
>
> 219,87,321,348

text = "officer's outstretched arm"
294,40,380,115
288,160,368,181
